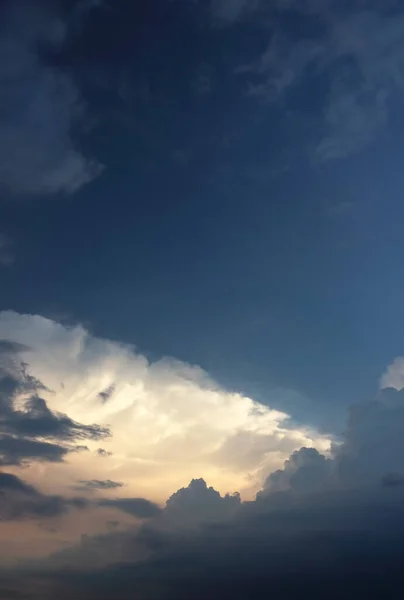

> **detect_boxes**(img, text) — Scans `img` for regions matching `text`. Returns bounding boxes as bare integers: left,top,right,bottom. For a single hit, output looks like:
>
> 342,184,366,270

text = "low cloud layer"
1,311,404,597
0,0,103,197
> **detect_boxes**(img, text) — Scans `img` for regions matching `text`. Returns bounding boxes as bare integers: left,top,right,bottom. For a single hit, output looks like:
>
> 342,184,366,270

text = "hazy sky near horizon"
2,0,404,598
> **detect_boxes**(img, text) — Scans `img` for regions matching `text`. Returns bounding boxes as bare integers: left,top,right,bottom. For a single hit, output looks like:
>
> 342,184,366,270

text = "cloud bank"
4,384,404,598
1,311,404,597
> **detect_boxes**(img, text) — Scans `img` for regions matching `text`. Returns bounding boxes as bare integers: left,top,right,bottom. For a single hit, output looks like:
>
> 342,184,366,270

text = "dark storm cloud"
6,385,404,598
14,486,404,599
0,340,109,466
0,0,103,197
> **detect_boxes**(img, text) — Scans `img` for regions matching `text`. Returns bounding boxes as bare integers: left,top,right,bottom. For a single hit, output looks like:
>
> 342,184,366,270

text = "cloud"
96,448,112,458
17,485,404,599
0,0,103,197
258,386,404,494
97,498,162,519
0,310,330,500
242,2,404,159
77,479,124,491
380,356,404,390
0,471,87,521
2,395,110,443
0,333,109,466
97,385,115,404
258,446,334,497
0,469,160,524
0,434,76,466
210,0,252,23
162,478,241,528
0,234,14,267
3,373,404,597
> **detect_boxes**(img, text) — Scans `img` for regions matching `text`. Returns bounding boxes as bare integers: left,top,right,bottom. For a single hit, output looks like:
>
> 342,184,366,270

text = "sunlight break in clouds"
0,311,330,501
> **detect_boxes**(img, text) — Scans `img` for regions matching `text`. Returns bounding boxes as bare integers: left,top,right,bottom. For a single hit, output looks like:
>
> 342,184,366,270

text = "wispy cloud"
241,2,404,160
0,0,103,197
0,234,14,266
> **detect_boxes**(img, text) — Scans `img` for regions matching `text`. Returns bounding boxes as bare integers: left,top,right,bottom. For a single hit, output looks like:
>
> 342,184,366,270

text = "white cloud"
0,311,330,501
380,357,404,390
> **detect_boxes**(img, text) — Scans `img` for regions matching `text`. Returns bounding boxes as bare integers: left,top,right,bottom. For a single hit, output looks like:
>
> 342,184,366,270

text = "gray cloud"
97,498,162,519
0,434,75,466
96,448,112,457
162,478,241,529
17,483,404,599
0,471,88,521
77,479,125,491
210,0,254,23
97,385,115,404
1,395,110,442
242,2,404,160
0,0,103,197
0,339,109,466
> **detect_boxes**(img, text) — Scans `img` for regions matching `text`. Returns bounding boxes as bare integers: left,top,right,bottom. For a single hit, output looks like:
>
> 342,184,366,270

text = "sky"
2,0,404,598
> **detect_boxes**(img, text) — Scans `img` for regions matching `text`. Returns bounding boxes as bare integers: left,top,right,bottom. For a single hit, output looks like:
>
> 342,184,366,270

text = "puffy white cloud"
380,357,404,390
0,310,330,501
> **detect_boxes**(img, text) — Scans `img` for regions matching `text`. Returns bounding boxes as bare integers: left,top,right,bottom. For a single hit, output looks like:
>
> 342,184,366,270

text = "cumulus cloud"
380,356,404,389
258,386,404,495
0,0,103,197
0,310,330,500
162,478,241,528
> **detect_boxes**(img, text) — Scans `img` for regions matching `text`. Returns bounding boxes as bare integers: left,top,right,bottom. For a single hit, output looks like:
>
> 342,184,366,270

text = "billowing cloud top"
0,310,330,502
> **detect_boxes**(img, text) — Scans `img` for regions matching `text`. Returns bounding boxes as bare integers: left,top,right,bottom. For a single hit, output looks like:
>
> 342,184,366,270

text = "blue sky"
2,2,404,596
2,0,404,432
